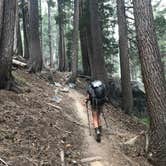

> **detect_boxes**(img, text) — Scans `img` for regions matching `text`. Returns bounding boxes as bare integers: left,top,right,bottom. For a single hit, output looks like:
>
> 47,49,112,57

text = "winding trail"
69,89,145,166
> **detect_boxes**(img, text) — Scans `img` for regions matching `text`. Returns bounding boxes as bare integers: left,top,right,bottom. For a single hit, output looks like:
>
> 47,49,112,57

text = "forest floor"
0,69,151,166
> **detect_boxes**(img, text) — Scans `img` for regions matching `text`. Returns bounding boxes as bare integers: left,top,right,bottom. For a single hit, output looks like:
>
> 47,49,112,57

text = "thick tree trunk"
71,0,80,83
47,1,53,68
28,0,42,73
0,1,4,40
22,0,30,59
89,0,107,83
117,0,133,114
133,0,166,165
80,29,91,76
58,0,66,72
0,0,16,89
79,0,91,76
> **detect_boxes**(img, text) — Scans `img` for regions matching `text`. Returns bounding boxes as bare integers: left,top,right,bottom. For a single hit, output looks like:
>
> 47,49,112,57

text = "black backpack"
89,80,106,106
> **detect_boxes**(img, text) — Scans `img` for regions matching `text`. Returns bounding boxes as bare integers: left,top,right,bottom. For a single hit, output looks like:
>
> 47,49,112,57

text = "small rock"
54,82,62,87
51,96,62,103
60,87,69,93
68,83,76,89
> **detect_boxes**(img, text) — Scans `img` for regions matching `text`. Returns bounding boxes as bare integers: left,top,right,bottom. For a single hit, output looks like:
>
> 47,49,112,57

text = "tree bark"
0,0,16,89
133,0,166,165
58,0,66,72
71,0,80,83
79,0,91,76
17,20,23,57
0,1,4,40
22,0,30,59
13,1,23,57
117,0,133,114
89,0,107,83
28,0,42,73
47,1,53,68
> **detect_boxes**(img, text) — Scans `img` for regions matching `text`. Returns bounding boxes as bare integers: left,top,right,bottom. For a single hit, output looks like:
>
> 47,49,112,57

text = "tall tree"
79,0,91,76
28,0,42,72
71,0,80,82
0,0,16,89
47,0,53,68
89,0,107,82
22,0,30,59
13,1,23,57
133,0,166,165
39,0,42,50
57,0,67,71
117,0,133,114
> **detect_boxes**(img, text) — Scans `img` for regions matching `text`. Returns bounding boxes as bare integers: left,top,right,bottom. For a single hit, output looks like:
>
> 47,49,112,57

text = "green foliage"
155,15,166,54
98,0,119,75
47,0,55,7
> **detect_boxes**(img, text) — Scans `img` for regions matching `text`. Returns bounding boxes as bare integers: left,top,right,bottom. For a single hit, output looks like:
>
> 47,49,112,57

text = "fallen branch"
12,59,27,68
78,74,90,79
0,157,8,166
60,149,65,166
81,156,103,163
47,103,62,111
54,125,71,134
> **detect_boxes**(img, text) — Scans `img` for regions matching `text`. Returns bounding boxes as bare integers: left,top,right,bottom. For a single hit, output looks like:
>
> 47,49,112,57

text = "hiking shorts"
91,105,103,113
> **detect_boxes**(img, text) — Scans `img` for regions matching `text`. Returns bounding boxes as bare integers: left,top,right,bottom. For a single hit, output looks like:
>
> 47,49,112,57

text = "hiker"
86,80,106,142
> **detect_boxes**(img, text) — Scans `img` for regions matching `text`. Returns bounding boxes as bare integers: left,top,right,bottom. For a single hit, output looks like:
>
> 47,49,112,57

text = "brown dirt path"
69,89,150,166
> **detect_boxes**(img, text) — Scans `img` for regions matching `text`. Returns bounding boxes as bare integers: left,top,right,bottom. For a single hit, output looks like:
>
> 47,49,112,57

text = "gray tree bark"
117,0,133,114
71,0,80,83
28,0,42,73
47,0,53,68
89,0,107,83
58,0,66,71
133,0,166,165
0,0,16,89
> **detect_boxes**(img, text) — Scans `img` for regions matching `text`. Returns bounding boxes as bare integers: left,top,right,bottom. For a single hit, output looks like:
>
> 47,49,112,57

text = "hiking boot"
98,126,102,135
95,128,101,143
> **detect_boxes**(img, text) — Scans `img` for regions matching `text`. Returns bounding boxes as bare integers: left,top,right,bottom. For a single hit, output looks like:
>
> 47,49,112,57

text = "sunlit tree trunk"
47,1,53,68
71,0,80,82
22,0,30,59
13,1,23,57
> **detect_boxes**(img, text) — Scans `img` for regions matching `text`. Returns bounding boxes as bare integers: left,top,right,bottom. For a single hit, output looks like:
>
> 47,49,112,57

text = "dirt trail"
69,89,149,166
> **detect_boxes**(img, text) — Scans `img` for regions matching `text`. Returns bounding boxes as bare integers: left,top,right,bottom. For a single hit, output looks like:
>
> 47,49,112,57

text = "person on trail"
86,80,106,142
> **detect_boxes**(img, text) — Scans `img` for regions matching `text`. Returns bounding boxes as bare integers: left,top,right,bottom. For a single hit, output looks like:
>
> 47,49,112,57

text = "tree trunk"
0,1,4,40
80,29,91,76
89,0,107,83
133,0,166,165
0,0,16,89
39,0,42,50
117,0,133,114
13,1,23,57
17,21,23,57
79,0,91,76
47,1,53,68
58,0,66,72
71,0,80,83
28,0,42,73
22,0,30,59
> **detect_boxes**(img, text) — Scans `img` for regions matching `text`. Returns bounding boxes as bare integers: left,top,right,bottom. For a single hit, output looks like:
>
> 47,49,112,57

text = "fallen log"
47,103,62,111
12,59,27,68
